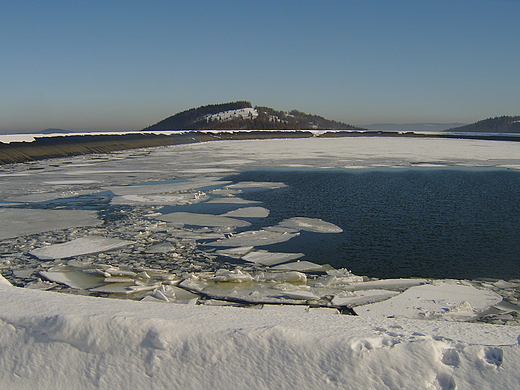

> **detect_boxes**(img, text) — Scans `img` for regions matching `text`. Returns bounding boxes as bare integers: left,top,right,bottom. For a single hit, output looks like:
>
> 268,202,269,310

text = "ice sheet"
105,179,229,196
156,212,251,228
208,229,300,247
111,192,206,205
226,181,287,189
279,217,343,233
216,246,254,258
0,208,102,240
241,250,305,265
221,207,270,218
206,197,260,204
39,269,104,289
30,236,136,260
271,261,324,271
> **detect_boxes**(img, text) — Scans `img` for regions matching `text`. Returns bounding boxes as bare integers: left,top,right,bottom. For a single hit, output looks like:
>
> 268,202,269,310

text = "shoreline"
2,130,520,165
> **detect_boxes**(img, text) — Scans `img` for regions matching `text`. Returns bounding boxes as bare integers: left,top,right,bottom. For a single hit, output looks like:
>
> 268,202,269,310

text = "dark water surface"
225,168,520,281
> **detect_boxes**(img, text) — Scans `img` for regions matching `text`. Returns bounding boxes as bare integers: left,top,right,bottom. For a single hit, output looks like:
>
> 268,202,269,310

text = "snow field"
1,282,519,390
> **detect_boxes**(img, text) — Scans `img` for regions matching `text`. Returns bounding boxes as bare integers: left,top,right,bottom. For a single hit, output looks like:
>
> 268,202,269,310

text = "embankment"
1,130,519,165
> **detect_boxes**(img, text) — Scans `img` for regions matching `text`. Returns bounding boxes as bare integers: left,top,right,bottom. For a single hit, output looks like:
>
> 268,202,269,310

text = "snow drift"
1,281,520,390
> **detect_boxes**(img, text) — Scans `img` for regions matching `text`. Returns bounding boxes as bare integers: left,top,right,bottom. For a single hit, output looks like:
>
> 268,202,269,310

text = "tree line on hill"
143,101,364,131
448,116,520,133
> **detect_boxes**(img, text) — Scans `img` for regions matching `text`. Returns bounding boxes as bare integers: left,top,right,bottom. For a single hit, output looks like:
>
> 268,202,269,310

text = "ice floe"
209,228,300,247
241,250,305,265
0,208,102,240
206,197,260,204
40,268,105,289
220,206,270,218
111,192,206,205
226,181,287,189
279,217,343,233
156,212,251,228
105,179,229,196
30,236,136,260
271,260,325,271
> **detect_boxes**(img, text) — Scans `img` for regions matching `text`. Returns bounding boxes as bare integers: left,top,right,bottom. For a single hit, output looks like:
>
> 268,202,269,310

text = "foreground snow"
1,278,519,390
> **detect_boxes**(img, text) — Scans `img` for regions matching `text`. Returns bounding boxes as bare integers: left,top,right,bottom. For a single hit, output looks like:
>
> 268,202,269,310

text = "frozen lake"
1,136,520,324
2,136,520,389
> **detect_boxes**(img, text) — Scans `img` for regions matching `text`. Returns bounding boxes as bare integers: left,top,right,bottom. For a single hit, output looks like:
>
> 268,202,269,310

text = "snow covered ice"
1,136,520,389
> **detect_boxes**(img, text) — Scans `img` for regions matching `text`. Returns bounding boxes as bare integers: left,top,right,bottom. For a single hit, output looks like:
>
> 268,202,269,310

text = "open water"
222,168,520,281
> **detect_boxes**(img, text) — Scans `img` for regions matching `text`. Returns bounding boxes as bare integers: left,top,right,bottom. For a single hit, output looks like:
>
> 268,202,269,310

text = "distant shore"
1,130,519,165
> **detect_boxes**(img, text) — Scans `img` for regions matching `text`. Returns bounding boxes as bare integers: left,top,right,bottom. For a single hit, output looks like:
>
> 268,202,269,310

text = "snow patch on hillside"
203,108,258,122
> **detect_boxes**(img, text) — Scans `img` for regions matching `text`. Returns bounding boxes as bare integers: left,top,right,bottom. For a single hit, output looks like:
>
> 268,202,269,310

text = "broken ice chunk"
111,192,206,206
226,181,287,189
271,261,324,271
278,291,321,301
105,268,137,277
242,251,305,266
220,207,270,218
331,290,400,306
209,229,299,247
278,217,343,233
209,188,243,196
206,197,260,204
216,246,254,259
125,284,159,293
214,269,253,283
104,179,230,196
39,269,104,289
89,283,140,294
145,243,176,253
29,236,136,260
103,278,135,284
152,289,170,302
340,278,429,291
156,212,251,228
272,271,307,284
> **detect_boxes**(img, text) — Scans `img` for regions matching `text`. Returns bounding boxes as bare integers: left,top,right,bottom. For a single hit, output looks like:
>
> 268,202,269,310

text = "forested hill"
447,116,520,133
143,101,364,131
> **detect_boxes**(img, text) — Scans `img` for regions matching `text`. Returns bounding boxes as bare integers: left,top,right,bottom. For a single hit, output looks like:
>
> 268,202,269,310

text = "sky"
1,0,519,133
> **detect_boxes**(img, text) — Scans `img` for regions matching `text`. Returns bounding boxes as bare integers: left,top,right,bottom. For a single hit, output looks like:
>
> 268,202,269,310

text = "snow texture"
1,282,519,390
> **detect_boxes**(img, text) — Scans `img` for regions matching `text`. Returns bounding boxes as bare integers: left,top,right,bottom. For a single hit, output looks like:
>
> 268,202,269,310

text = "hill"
447,116,520,133
143,101,364,131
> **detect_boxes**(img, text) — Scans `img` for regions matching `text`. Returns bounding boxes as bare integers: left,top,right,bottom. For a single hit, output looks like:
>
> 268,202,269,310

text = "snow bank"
1,282,519,390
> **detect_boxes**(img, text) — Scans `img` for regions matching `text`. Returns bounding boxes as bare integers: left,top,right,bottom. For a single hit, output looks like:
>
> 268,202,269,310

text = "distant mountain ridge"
447,116,520,133
143,101,364,131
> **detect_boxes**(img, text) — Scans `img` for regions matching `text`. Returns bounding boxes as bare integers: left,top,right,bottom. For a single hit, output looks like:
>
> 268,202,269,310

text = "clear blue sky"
1,0,519,133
